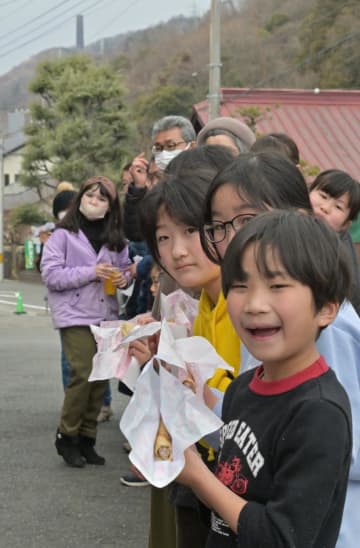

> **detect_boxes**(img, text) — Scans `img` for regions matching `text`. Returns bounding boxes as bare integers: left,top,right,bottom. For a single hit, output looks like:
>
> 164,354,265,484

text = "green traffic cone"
14,292,26,315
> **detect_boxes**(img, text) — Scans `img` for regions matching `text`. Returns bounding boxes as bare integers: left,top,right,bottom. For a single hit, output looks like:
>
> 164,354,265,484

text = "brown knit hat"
197,117,256,151
82,176,117,201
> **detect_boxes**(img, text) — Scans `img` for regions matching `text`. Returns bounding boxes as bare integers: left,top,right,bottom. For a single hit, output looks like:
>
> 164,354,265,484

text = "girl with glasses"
195,151,360,548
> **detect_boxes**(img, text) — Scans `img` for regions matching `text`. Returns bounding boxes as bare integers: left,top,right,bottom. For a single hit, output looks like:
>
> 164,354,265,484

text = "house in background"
4,130,25,187
2,109,43,209
192,87,360,246
3,109,27,186
192,88,360,179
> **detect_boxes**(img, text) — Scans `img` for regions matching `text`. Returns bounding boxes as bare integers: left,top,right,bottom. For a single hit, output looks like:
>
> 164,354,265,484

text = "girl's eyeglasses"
204,213,256,243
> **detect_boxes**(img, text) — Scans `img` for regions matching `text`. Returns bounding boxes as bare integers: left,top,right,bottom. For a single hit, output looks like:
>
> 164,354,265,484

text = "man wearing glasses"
120,114,196,486
122,116,196,316
151,115,196,171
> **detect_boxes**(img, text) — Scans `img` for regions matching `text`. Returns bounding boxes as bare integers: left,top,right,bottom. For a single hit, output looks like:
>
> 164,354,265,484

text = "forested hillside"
0,0,358,133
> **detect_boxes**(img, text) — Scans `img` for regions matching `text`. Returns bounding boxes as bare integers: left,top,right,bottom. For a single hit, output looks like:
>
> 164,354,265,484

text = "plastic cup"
103,268,119,296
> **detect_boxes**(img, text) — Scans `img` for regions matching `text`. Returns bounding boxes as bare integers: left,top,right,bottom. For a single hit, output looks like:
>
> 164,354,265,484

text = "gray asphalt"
0,278,150,548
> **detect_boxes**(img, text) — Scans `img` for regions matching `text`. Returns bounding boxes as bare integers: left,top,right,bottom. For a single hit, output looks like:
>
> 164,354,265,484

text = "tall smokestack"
76,14,84,49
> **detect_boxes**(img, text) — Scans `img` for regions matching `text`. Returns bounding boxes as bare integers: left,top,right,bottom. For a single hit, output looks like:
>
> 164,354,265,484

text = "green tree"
21,55,134,197
134,84,197,148
8,203,47,228
297,0,360,88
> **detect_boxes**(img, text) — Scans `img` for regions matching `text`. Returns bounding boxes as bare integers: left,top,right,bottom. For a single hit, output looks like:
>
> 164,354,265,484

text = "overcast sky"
0,0,211,76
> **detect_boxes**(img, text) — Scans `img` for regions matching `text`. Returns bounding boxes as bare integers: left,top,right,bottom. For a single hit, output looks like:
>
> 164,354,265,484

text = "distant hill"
0,15,199,124
1,0,359,130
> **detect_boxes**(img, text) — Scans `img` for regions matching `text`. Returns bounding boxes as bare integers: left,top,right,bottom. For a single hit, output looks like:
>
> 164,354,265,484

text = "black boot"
79,435,105,465
55,430,86,468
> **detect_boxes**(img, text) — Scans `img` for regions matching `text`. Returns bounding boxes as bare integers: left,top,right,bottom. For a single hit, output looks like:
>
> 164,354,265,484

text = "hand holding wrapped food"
154,416,172,461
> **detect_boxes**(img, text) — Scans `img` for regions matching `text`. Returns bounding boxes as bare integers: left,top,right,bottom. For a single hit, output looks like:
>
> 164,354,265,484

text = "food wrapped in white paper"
120,321,233,487
88,320,161,391
89,288,197,390
160,289,199,334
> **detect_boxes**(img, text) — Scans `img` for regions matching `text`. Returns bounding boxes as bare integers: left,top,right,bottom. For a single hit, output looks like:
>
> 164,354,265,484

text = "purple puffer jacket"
41,228,131,329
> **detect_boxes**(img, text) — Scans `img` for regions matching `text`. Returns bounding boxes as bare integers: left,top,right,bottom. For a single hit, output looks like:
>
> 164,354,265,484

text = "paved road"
0,279,150,548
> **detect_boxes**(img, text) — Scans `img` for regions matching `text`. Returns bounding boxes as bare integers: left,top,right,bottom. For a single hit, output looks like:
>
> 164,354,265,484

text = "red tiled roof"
192,88,360,179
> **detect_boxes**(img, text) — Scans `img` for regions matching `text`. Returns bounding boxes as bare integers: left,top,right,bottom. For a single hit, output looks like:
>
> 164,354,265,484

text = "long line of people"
40,113,360,548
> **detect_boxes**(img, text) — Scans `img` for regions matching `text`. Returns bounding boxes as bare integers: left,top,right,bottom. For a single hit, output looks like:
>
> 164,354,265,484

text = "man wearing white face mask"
122,116,196,320
119,116,197,486
151,115,196,171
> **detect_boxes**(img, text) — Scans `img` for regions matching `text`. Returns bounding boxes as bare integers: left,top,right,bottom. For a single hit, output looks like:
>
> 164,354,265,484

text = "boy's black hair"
222,210,352,312
251,133,300,165
200,151,312,264
309,169,360,222
58,179,126,252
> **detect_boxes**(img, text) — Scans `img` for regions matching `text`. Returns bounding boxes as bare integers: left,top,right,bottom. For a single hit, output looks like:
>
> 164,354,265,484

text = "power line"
88,0,142,41
222,30,360,100
81,0,110,16
0,0,102,59
0,0,18,6
0,0,74,42
247,2,358,90
211,2,359,99
254,31,360,89
0,0,31,24
0,0,90,47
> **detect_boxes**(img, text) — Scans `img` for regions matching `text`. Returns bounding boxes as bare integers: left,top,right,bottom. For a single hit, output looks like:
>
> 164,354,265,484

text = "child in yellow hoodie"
139,150,240,548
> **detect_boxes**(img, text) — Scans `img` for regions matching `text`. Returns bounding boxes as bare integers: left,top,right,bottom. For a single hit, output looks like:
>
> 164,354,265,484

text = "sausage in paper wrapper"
120,322,134,337
154,416,172,460
182,373,196,392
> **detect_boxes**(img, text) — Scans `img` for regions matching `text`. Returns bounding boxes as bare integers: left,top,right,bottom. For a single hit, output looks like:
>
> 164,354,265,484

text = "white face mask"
79,202,109,221
57,210,67,220
154,144,190,171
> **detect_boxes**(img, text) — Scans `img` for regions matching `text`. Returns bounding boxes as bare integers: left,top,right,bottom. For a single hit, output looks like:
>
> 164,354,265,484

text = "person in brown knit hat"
41,175,132,468
51,180,114,421
197,116,255,155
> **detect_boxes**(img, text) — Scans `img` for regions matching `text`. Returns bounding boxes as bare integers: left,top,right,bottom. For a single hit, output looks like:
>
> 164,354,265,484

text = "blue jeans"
60,332,111,405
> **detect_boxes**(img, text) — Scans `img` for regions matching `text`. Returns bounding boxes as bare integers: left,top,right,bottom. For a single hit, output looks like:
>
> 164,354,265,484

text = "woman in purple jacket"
41,176,131,468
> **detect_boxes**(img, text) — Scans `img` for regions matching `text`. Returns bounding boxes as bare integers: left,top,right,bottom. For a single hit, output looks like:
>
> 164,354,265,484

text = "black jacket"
207,359,352,548
123,183,147,242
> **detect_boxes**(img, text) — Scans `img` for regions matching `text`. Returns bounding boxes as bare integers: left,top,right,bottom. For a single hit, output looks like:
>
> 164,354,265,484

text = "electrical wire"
211,1,359,98
223,30,360,99
81,0,109,16
0,0,18,6
0,0,32,24
0,0,104,59
0,0,74,42
0,0,90,46
88,0,142,41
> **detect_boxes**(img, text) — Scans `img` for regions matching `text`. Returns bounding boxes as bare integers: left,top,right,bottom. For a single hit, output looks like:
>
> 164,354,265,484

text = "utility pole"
0,134,4,281
208,0,222,120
